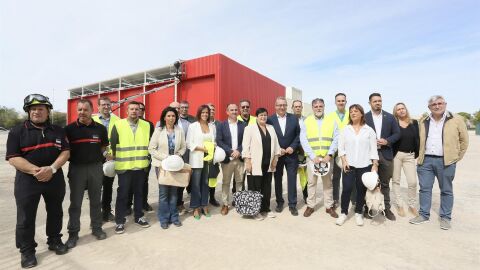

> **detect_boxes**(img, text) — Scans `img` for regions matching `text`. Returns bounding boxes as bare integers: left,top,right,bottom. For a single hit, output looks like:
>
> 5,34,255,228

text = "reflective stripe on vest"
114,119,150,170
304,115,334,156
92,113,120,139
326,110,349,130
237,115,257,125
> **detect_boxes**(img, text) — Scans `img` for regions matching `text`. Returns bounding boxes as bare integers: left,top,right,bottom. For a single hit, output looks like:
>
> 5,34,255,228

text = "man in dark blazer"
216,104,247,215
365,93,401,221
267,97,301,216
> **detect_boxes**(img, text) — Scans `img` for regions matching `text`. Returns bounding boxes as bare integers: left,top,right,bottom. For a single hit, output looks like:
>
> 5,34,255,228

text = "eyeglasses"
276,104,287,107
241,106,250,109
429,102,445,107
180,106,189,109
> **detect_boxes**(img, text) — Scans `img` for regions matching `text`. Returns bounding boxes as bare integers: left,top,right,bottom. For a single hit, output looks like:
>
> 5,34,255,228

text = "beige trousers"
221,159,244,206
392,151,417,208
306,159,334,209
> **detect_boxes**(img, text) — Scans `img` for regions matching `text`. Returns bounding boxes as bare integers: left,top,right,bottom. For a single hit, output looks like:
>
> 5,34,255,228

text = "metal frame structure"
68,61,185,102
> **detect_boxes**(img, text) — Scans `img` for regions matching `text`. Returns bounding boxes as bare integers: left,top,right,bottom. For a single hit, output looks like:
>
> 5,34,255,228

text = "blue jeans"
158,184,179,225
190,162,209,209
417,156,456,220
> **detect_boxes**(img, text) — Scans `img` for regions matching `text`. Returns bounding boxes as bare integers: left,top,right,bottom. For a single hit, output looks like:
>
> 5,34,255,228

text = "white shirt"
372,111,383,139
425,112,446,156
338,125,379,168
277,114,287,136
228,119,239,151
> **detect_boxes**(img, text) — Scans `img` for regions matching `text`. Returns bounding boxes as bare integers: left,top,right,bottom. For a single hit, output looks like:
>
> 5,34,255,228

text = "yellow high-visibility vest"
92,113,120,139
326,110,349,130
304,115,335,157
237,115,257,125
114,119,150,171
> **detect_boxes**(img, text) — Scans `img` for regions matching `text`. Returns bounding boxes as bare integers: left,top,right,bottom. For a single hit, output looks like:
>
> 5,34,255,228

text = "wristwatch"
50,165,57,174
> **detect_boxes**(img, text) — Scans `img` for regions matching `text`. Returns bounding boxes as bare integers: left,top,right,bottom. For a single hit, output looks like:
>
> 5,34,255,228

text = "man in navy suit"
216,104,247,215
268,97,301,216
365,93,401,221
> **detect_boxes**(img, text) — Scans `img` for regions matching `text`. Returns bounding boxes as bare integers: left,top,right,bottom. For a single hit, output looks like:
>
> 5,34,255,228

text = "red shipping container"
67,53,285,123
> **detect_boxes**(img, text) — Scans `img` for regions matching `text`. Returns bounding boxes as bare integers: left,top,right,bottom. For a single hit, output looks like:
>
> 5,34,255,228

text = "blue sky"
1,0,479,116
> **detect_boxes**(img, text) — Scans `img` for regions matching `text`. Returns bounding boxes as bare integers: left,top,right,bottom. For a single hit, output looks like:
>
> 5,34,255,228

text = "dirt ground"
0,131,478,270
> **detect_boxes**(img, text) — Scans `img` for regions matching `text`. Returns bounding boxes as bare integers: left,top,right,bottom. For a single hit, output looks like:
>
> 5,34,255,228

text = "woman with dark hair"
392,102,419,217
148,107,186,229
336,104,379,226
242,108,281,220
186,105,216,220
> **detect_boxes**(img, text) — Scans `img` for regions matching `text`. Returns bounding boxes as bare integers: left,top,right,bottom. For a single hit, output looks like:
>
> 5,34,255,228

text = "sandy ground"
0,131,479,270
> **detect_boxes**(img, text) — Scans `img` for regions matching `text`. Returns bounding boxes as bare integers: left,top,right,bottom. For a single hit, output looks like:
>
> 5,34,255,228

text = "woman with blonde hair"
392,102,419,217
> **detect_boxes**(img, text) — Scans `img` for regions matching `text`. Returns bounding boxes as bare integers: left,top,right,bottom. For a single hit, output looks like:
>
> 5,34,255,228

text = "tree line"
0,106,67,129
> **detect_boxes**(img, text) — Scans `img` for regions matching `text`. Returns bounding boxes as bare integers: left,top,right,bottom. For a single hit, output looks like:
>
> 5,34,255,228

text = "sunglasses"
241,106,250,109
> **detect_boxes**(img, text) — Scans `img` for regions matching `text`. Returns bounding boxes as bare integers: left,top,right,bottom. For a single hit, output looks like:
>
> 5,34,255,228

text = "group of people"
6,92,468,268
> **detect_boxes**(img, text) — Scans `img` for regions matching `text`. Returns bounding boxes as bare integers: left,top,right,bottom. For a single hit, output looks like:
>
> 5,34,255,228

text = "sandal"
193,209,201,220
203,207,211,218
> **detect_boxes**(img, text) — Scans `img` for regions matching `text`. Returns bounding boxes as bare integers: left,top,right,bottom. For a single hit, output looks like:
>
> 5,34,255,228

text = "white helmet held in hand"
312,161,330,177
161,155,185,172
362,171,379,191
213,147,226,164
103,160,116,177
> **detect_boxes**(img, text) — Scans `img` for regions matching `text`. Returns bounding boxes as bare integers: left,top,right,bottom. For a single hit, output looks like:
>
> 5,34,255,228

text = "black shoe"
92,229,107,240
115,224,125,234
143,203,154,213
209,198,220,207
384,209,396,221
289,207,298,216
21,253,37,269
102,211,115,222
160,223,169,229
125,207,133,216
173,221,182,227
65,233,79,249
48,240,68,255
275,204,284,213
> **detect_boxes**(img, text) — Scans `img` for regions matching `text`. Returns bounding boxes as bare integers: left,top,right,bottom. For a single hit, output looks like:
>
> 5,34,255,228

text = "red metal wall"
67,53,285,123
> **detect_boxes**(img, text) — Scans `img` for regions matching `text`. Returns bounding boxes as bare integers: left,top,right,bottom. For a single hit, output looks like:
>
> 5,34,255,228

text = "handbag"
365,186,385,218
233,190,263,216
157,164,192,187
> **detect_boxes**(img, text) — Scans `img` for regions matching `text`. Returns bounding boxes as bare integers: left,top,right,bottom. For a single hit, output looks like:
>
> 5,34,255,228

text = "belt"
425,154,443,158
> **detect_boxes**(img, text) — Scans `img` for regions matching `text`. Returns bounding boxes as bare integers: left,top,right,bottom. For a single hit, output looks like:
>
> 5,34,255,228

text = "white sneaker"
355,213,364,226
266,212,276,218
336,213,347,226
254,214,265,221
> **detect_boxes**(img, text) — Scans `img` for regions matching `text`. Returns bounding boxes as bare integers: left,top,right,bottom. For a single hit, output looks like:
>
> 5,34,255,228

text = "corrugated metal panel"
145,84,175,124
217,54,284,118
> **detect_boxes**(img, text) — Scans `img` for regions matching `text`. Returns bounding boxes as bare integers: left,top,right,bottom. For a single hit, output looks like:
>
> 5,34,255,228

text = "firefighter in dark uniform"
64,99,109,249
6,94,70,268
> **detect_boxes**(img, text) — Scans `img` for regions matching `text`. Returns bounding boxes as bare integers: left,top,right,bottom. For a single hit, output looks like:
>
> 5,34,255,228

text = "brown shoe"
303,207,314,217
326,207,338,218
221,205,229,216
397,206,406,217
408,206,419,217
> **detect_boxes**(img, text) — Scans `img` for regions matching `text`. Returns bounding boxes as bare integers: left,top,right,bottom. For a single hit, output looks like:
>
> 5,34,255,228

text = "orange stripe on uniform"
21,142,61,152
71,138,101,144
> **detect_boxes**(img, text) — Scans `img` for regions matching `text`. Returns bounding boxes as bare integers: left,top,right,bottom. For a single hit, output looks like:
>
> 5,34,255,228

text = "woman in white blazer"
242,107,281,220
148,107,186,229
186,105,216,220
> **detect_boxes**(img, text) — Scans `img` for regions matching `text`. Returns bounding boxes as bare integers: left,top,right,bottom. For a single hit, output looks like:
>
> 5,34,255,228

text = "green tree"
458,112,472,120
51,111,67,127
473,110,480,125
0,106,25,129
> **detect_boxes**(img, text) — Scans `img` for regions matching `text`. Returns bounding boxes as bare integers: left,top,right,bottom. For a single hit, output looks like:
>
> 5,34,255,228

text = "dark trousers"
101,175,115,213
190,163,209,209
14,171,65,255
274,154,299,208
248,164,272,213
128,164,151,208
332,153,341,201
115,170,145,224
67,162,103,233
378,152,393,210
341,166,370,214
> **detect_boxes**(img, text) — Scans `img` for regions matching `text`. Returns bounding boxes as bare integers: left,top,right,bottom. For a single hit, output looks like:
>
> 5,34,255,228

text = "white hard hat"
213,146,226,164
362,171,379,191
161,155,185,172
103,160,116,177
312,161,330,177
